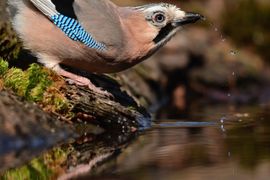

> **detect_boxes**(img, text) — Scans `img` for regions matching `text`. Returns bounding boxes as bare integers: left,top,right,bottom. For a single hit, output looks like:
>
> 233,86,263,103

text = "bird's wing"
29,0,107,50
73,0,124,49
30,0,58,17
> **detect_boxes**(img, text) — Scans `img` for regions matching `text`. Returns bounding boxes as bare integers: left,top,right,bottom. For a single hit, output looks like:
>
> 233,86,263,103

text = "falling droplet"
221,125,226,132
228,93,231,97
220,117,226,123
232,72,235,76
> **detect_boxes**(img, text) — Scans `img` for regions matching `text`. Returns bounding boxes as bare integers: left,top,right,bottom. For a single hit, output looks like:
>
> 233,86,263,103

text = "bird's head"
135,3,203,49
119,3,203,62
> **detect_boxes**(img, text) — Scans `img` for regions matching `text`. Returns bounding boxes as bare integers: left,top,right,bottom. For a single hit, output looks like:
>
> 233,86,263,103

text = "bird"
7,0,203,94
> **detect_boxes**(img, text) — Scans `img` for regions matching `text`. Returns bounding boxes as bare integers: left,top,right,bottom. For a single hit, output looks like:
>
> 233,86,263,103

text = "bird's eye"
153,13,166,23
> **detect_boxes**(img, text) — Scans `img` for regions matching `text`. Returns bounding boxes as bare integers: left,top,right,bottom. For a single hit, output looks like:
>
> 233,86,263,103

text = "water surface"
82,105,270,180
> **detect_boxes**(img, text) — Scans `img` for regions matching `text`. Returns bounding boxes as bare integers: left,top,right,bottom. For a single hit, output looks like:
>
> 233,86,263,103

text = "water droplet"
221,125,226,132
232,72,235,76
220,117,226,123
214,27,218,31
228,93,231,97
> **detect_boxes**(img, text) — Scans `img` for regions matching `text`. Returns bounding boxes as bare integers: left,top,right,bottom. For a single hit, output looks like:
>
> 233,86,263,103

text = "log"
0,59,152,130
59,71,152,131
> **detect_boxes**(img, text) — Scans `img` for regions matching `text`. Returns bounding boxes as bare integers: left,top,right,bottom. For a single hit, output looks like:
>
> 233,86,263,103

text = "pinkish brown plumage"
7,0,202,93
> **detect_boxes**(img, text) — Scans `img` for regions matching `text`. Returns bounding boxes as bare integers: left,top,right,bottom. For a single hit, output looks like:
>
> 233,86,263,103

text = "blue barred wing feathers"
51,14,106,50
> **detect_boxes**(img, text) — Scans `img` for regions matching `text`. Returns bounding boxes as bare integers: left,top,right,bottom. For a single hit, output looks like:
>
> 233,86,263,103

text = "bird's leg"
36,54,111,96
53,65,111,96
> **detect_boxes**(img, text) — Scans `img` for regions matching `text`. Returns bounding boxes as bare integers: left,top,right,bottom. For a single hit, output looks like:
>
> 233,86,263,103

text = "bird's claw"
65,78,112,97
87,83,112,97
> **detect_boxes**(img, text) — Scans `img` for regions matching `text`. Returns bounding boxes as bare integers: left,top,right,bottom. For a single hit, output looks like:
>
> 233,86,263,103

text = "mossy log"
0,59,152,132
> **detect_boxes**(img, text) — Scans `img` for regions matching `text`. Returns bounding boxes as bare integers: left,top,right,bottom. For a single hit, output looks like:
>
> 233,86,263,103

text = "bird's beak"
172,12,204,27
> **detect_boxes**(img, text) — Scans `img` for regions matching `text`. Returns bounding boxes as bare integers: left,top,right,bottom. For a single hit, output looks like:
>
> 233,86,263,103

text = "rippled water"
83,105,270,180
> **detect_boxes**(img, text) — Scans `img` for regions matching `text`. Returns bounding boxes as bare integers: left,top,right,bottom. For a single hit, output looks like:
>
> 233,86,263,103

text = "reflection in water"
78,105,270,180
0,131,136,180
1,105,270,180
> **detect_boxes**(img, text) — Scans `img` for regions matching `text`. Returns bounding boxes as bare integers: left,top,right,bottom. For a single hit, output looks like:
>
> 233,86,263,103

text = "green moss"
0,60,71,114
1,159,52,180
43,93,70,113
3,64,53,101
0,59,8,76
43,147,69,166
4,68,29,97
1,147,70,180
2,166,31,180
26,64,52,101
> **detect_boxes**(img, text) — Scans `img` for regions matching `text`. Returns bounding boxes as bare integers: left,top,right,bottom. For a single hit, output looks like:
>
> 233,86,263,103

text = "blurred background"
115,0,270,111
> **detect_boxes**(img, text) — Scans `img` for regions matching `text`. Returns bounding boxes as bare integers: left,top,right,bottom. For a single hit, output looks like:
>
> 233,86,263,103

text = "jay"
8,0,202,93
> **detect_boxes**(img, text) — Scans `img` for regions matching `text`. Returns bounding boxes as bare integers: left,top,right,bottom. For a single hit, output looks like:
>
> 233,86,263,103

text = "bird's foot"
66,77,111,96
56,67,111,97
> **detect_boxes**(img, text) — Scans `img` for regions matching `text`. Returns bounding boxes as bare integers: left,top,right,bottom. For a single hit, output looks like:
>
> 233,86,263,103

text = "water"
1,105,270,180
83,105,270,180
